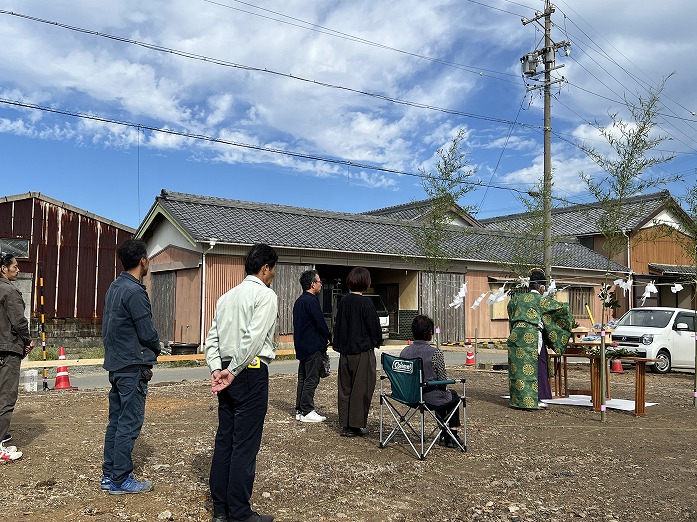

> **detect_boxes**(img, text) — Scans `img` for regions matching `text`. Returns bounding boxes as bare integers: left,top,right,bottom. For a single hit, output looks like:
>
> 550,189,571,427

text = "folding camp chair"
379,352,466,459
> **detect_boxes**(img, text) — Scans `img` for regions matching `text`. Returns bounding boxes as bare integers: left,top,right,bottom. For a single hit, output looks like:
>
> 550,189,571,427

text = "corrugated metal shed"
0,192,135,321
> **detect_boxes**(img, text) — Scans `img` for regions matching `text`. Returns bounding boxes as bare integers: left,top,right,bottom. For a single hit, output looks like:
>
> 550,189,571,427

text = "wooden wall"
631,226,695,274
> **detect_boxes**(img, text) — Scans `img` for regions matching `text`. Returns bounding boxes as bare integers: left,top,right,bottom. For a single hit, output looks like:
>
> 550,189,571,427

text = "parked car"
323,289,390,344
611,307,696,373
363,293,390,342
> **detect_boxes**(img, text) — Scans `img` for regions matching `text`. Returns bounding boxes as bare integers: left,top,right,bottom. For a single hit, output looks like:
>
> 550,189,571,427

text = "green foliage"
413,128,478,272
408,128,477,328
580,79,678,265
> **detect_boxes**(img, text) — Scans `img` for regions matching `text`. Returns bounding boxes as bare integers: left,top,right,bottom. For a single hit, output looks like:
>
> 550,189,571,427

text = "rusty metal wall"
0,196,131,321
76,220,98,318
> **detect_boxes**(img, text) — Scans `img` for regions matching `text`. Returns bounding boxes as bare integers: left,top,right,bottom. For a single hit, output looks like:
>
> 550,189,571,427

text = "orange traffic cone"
610,359,624,374
466,351,475,366
53,347,78,390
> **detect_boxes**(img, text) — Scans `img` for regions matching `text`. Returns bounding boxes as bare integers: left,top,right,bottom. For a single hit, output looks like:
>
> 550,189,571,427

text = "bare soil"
2,365,697,521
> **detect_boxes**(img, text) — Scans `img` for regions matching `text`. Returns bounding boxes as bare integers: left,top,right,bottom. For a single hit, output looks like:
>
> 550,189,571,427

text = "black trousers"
295,350,323,415
429,390,461,430
210,364,268,520
337,350,376,429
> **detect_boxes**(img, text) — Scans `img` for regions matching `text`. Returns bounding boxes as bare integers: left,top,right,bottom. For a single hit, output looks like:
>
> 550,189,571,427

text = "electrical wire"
0,96,547,197
202,0,518,81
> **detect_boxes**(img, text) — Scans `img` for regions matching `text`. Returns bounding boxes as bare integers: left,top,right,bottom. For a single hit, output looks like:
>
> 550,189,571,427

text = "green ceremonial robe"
506,291,573,410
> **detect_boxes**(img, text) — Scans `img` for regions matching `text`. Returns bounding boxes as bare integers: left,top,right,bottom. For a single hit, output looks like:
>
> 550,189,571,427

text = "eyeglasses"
312,279,322,284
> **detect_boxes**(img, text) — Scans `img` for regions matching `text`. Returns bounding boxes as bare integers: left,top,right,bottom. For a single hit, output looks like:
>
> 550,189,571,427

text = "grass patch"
28,346,105,361
160,360,204,368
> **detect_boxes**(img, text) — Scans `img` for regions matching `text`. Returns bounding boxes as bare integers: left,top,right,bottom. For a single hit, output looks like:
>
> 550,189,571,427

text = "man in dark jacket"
0,252,33,460
293,270,331,423
101,239,160,495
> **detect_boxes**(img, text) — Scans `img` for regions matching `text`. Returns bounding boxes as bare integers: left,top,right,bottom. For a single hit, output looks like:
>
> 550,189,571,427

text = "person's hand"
23,340,34,357
210,369,234,395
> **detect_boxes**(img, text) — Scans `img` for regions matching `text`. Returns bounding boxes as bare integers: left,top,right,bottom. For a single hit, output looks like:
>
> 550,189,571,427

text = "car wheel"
651,349,671,374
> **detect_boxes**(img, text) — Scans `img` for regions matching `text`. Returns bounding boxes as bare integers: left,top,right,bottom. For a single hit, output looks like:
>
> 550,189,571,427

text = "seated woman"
399,315,463,448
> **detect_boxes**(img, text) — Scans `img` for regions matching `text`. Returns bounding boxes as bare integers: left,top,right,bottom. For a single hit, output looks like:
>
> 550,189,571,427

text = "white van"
611,307,696,373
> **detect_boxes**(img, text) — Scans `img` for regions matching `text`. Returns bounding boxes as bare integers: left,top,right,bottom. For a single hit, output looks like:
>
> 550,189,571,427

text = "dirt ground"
2,364,697,522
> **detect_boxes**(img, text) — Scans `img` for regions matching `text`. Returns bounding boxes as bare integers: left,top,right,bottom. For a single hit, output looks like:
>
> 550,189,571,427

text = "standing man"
0,252,33,461
206,244,278,522
293,270,331,423
101,239,160,494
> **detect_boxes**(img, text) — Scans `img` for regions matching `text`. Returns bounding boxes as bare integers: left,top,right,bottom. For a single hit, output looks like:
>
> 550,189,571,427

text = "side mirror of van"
675,322,688,331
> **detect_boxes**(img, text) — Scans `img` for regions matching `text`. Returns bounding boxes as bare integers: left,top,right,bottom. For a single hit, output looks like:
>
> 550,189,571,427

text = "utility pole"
520,1,570,281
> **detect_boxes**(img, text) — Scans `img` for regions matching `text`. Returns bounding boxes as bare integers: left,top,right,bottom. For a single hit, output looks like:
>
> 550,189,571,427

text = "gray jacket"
0,277,31,355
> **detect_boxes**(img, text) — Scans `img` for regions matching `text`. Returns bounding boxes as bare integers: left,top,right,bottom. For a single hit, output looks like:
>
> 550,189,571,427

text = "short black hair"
0,252,15,269
117,239,147,271
529,268,546,291
299,269,318,291
412,315,434,341
346,266,371,292
244,244,278,275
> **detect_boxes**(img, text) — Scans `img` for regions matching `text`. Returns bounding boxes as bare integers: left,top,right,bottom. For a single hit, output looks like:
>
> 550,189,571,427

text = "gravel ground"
2,366,697,521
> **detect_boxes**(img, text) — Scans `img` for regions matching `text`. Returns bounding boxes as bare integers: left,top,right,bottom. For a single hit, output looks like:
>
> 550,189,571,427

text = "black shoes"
438,432,464,449
340,427,368,437
229,512,274,522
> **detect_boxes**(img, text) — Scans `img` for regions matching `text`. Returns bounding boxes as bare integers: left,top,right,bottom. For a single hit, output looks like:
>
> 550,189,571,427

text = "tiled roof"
145,190,627,271
363,198,437,221
480,191,675,236
648,263,697,276
363,197,482,226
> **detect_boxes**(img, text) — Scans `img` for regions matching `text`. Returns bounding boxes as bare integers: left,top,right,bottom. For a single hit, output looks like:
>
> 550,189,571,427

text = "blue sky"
1,0,695,229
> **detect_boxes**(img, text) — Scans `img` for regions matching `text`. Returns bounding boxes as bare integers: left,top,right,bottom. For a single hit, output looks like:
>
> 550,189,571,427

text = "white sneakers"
0,443,22,463
299,410,326,423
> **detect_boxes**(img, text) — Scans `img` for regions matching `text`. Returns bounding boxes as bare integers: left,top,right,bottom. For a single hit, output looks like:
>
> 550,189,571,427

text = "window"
489,283,509,320
0,238,29,258
559,287,593,318
675,313,695,332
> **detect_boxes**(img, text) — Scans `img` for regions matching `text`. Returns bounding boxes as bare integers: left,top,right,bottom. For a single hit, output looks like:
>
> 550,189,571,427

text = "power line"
203,0,519,81
0,96,547,198
0,10,529,127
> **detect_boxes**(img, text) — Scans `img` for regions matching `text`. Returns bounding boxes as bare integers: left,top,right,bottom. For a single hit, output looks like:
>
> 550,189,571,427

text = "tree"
410,128,477,342
578,78,679,420
497,180,577,278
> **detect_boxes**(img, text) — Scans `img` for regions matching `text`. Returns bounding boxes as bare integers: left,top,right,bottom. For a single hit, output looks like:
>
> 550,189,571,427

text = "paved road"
62,347,508,390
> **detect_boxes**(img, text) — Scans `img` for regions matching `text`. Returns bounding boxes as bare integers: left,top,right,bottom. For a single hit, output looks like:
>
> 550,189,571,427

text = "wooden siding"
631,226,695,274
174,267,202,344
150,244,201,269
465,271,511,340
151,271,176,343
420,271,465,343
274,263,313,335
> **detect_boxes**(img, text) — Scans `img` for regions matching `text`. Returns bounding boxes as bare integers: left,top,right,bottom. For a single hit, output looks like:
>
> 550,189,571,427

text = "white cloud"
0,0,694,222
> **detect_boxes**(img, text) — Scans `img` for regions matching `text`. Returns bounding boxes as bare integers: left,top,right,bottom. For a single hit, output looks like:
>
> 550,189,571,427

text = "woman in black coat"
333,267,382,437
